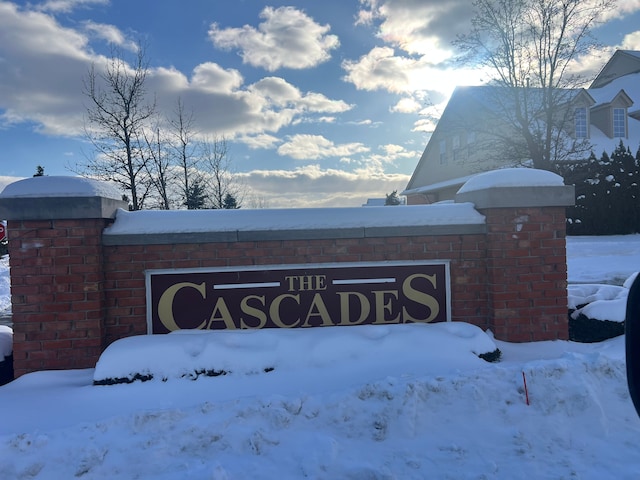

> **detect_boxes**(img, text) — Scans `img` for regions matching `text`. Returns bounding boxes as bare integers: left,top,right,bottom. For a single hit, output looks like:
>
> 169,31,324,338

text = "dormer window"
613,108,626,137
574,107,588,138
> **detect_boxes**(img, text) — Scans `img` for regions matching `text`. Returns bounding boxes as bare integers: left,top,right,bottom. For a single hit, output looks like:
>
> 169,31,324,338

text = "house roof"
404,50,640,200
591,50,640,88
588,70,640,156
403,173,478,197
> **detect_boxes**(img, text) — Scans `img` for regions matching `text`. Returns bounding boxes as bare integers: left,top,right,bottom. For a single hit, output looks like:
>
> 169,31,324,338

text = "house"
402,50,640,204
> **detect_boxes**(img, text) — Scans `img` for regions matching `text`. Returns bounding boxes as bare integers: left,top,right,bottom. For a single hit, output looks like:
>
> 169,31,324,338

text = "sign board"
146,261,451,334
0,222,5,243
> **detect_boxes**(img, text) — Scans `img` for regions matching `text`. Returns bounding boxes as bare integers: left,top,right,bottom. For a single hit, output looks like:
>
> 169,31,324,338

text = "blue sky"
1,0,640,207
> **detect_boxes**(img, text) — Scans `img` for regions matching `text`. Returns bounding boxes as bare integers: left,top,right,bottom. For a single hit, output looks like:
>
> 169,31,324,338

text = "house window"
574,107,587,139
467,131,475,144
467,131,476,157
439,140,447,164
613,108,626,137
453,135,461,161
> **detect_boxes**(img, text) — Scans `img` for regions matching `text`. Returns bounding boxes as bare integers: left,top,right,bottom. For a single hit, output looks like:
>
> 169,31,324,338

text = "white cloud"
0,2,92,134
622,30,640,49
240,134,281,150
342,47,412,93
381,143,415,157
249,77,351,113
250,77,302,105
356,0,468,58
298,92,352,113
208,6,340,72
37,0,109,13
597,0,640,21
277,134,369,160
0,5,351,144
191,63,244,93
342,46,483,96
412,118,438,133
346,119,377,126
391,97,422,113
82,21,138,51
239,165,410,207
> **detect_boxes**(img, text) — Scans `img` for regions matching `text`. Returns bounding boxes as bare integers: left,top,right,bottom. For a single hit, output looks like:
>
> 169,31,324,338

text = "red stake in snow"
522,371,530,406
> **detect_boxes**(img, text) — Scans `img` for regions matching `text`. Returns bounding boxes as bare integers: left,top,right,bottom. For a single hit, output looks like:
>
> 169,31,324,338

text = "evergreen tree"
184,180,208,210
222,193,239,209
562,142,640,235
33,165,45,177
385,190,401,206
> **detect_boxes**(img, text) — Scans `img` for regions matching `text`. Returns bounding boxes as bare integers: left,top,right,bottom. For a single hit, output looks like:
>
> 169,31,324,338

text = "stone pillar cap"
455,168,575,209
0,176,126,221
0,176,122,200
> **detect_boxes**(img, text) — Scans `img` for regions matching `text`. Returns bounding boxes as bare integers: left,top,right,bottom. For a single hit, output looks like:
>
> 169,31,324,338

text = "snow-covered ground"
0,255,10,319
1,235,640,479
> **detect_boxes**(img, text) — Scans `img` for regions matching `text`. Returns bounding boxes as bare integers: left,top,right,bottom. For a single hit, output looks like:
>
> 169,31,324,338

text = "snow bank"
93,322,498,384
457,167,564,194
0,176,122,200
104,203,485,235
0,326,12,361
568,272,638,322
567,235,640,284
0,256,10,317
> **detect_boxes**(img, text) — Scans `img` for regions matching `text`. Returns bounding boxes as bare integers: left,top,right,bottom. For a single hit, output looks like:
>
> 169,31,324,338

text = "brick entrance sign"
0,170,574,377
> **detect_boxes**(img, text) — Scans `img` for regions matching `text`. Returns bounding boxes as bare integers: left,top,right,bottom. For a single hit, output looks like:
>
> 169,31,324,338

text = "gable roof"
404,51,640,202
403,84,593,193
591,50,640,88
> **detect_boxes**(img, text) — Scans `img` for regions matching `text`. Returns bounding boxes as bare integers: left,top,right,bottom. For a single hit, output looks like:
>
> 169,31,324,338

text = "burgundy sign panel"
146,262,450,334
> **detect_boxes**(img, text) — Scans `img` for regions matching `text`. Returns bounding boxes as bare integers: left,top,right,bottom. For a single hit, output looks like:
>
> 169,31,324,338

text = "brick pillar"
0,177,126,377
456,170,575,342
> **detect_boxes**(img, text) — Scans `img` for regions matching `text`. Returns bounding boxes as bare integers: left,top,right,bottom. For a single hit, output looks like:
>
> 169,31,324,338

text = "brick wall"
8,218,110,377
483,206,569,342
102,234,490,347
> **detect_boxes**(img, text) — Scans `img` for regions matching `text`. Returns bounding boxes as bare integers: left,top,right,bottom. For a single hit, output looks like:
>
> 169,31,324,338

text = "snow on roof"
104,203,485,235
586,71,640,155
588,72,639,106
456,168,564,194
0,176,122,200
402,174,478,196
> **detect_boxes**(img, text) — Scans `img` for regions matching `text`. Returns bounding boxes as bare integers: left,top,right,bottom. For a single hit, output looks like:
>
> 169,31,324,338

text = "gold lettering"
157,282,206,332
240,295,267,329
402,273,440,323
302,293,333,327
206,297,236,329
337,291,371,325
284,275,296,292
270,293,301,327
283,275,327,291
373,290,400,324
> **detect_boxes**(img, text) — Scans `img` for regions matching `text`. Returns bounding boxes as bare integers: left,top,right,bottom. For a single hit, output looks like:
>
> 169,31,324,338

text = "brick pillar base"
456,170,575,342
0,177,126,377
482,206,569,341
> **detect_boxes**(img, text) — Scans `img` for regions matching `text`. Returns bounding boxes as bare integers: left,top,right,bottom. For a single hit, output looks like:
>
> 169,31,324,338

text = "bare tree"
455,0,612,170
245,193,270,209
168,98,205,209
82,44,155,210
200,136,243,209
141,121,173,209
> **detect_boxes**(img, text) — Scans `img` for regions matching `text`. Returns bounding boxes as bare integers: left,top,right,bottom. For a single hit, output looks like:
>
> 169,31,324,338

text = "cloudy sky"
1,0,640,207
